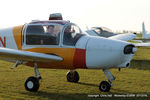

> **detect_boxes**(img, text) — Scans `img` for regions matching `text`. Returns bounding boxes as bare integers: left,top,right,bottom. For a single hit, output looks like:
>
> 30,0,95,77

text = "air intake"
124,44,137,54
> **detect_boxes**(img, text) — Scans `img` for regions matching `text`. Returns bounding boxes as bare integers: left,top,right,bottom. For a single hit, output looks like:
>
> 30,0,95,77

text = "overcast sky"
0,0,150,32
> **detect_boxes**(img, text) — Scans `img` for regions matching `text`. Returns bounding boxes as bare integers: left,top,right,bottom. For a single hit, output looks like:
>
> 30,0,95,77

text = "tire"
99,81,111,92
66,71,79,83
24,76,40,92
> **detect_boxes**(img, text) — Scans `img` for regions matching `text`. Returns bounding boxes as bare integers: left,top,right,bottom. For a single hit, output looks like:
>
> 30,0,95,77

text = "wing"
133,43,150,47
0,47,63,62
108,33,136,41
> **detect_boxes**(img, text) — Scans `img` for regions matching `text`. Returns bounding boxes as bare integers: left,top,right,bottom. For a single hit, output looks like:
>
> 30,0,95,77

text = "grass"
0,60,150,100
136,34,142,38
0,46,150,99
133,46,150,60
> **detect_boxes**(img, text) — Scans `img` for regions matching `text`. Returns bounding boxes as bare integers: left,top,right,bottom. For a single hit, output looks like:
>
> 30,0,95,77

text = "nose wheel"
99,69,115,92
99,81,111,92
66,70,79,82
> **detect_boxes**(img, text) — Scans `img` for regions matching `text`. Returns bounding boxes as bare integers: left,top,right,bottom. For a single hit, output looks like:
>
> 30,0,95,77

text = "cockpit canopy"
90,27,116,37
91,27,112,35
24,20,85,46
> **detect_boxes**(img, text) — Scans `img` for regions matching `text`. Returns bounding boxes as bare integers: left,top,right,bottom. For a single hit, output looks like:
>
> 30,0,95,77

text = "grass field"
0,64,149,99
0,61,150,100
0,47,150,99
136,34,142,38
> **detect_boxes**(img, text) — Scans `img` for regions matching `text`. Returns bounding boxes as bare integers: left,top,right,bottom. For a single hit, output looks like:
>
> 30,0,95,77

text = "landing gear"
66,70,79,82
25,76,39,92
99,81,111,92
24,62,41,92
99,69,115,92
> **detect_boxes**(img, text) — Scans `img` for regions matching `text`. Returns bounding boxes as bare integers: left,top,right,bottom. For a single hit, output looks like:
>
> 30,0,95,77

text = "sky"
0,0,150,32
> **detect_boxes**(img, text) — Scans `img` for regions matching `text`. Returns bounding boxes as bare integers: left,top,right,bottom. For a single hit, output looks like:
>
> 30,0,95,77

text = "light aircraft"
142,22,150,39
86,27,117,37
86,27,137,41
130,22,150,43
0,13,145,92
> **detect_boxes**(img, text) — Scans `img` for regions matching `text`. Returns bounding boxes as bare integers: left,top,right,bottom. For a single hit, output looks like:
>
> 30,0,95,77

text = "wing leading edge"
0,47,63,62
108,33,136,41
133,43,150,47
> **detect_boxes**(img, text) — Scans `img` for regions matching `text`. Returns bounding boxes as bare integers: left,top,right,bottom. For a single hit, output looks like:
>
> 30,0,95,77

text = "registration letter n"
0,36,6,47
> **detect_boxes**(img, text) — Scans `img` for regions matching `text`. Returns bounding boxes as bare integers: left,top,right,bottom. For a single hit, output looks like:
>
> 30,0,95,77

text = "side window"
63,24,84,46
26,25,62,45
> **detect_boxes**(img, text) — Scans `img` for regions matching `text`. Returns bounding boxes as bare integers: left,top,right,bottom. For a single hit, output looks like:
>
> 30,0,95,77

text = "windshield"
25,24,62,45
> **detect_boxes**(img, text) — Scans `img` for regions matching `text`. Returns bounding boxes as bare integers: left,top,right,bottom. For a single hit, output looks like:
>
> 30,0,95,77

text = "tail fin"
142,22,146,38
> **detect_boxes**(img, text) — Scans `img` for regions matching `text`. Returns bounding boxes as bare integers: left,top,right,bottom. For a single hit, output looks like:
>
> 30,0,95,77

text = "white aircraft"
131,22,150,43
86,27,117,37
142,22,150,39
0,13,147,92
86,27,137,41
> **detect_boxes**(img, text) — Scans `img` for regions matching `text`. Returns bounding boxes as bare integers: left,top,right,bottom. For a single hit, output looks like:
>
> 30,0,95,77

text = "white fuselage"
0,22,136,70
76,35,135,69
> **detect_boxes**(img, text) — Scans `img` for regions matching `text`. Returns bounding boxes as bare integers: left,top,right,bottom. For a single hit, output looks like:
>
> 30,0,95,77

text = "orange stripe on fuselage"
13,25,24,50
24,48,76,69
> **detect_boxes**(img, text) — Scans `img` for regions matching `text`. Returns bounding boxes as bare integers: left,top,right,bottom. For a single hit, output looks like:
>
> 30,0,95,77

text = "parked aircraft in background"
142,22,150,39
86,27,116,37
0,13,148,92
86,27,137,41
130,22,150,43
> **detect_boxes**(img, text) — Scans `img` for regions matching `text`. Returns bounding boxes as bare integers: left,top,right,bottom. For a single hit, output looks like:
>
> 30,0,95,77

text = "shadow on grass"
18,81,150,99
110,88,132,94
77,82,99,87
130,60,150,70
20,91,88,100
19,89,150,100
